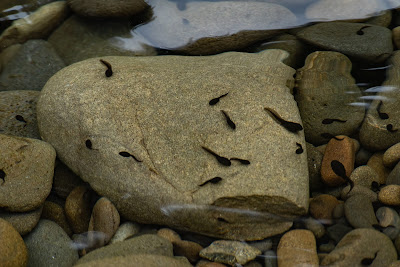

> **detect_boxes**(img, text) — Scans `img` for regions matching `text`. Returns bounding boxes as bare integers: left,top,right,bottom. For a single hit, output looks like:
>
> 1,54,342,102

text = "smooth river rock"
295,51,364,145
359,51,400,151
37,50,309,240
0,134,55,212
296,22,393,62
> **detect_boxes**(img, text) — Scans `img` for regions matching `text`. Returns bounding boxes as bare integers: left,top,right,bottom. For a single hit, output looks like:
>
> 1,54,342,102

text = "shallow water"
2,0,400,266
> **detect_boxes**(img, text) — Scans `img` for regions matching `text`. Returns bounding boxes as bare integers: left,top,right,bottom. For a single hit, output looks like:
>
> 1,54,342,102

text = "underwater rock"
296,22,393,62
0,134,55,212
37,50,309,240
321,228,397,267
359,51,400,151
0,218,28,267
295,51,365,145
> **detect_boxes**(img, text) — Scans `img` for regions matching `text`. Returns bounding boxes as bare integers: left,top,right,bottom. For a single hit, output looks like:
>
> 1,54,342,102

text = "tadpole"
264,107,303,133
100,59,113,77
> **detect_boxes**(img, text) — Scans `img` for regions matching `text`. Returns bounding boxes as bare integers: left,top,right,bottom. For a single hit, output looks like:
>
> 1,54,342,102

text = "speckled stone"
65,186,92,234
263,250,277,267
87,197,120,250
0,218,28,267
24,219,79,267
379,185,400,206
248,239,273,253
365,10,392,27
309,194,339,224
321,229,397,266
0,1,70,51
295,51,364,145
360,51,400,151
355,148,373,166
368,152,391,184
0,134,55,212
344,194,378,228
349,165,379,188
0,90,40,138
75,234,174,265
384,142,400,168
157,228,182,244
320,136,356,187
0,206,42,235
37,50,308,240
277,229,319,267
67,0,148,18
199,240,261,266
109,221,140,244
296,22,392,62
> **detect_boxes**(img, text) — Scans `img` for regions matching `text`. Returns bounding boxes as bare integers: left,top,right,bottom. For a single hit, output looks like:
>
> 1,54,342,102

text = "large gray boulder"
37,50,308,240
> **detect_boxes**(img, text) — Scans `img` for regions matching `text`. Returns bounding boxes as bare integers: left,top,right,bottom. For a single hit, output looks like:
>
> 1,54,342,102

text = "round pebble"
320,136,356,187
24,219,79,267
384,142,400,168
109,221,140,244
349,165,379,188
332,201,345,219
309,194,339,224
376,206,400,228
157,228,182,244
368,152,391,184
0,206,42,235
340,184,378,202
0,218,28,267
277,229,318,267
303,217,326,239
87,197,120,250
41,200,73,236
65,186,92,234
379,185,400,206
344,194,378,228
387,162,400,185
174,239,203,263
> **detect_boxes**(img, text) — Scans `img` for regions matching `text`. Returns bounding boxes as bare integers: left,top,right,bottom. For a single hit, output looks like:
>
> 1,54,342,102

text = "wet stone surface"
37,50,309,240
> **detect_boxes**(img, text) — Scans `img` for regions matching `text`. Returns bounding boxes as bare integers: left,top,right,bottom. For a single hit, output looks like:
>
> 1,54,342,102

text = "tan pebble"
109,221,140,244
378,185,400,205
42,201,73,236
65,186,92,234
174,239,203,263
87,197,120,250
277,229,319,267
383,142,400,168
349,165,379,188
389,260,400,267
352,138,360,152
157,228,181,243
52,161,85,199
0,218,28,267
368,152,391,184
321,136,355,186
341,185,378,202
309,194,339,224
